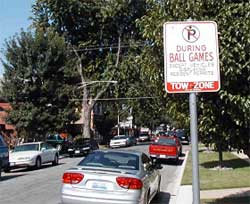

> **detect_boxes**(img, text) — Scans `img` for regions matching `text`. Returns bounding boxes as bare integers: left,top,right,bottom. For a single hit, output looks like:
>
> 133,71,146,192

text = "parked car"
68,138,99,157
165,130,176,137
175,129,189,144
137,132,150,142
149,136,182,163
61,149,161,204
0,135,9,179
46,134,71,153
109,135,131,148
6,142,59,171
127,136,137,146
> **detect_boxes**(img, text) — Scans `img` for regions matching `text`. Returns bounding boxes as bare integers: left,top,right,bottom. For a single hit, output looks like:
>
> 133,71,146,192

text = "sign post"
163,21,220,204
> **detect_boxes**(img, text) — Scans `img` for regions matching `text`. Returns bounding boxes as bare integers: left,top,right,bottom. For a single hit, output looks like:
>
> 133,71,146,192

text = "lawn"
181,150,250,190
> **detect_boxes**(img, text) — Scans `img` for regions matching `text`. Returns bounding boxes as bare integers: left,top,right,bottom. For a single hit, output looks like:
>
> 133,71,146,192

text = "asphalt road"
0,143,190,204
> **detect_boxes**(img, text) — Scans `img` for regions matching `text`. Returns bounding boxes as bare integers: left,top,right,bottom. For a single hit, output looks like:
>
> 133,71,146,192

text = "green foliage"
136,0,250,155
1,29,79,140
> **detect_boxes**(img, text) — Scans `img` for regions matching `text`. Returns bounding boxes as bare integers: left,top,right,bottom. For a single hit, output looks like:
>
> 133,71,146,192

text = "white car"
109,135,130,148
6,142,59,171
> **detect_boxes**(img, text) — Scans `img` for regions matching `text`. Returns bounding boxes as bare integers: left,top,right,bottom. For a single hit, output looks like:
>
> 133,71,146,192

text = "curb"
170,150,191,204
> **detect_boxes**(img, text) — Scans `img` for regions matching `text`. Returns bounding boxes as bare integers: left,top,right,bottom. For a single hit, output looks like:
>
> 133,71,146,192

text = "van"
0,135,9,179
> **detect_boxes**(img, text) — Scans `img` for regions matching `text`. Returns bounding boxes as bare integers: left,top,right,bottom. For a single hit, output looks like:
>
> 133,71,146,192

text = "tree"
1,29,78,141
136,0,250,159
31,0,148,138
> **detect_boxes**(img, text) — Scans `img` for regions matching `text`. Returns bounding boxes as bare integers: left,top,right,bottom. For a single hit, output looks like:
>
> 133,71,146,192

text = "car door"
46,143,56,161
141,154,158,197
40,142,50,163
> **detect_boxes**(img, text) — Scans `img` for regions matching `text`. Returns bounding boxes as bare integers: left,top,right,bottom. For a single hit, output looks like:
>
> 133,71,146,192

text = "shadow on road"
151,191,171,204
0,173,27,181
159,157,184,166
5,162,65,173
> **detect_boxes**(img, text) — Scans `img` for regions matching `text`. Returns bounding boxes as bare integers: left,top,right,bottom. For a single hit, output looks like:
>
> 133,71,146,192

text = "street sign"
164,21,220,93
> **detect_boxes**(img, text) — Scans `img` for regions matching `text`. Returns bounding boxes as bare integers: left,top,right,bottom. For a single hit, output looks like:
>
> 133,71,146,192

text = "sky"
0,0,34,77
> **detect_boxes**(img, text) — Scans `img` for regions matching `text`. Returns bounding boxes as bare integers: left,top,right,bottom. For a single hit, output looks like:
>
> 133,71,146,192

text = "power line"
70,96,158,101
68,42,154,52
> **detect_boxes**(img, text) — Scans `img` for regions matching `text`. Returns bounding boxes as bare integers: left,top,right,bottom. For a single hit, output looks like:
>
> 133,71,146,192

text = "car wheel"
4,167,10,173
52,154,59,166
35,157,42,169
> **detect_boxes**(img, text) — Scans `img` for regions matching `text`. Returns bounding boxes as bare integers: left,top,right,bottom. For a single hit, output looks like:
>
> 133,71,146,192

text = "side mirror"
41,147,46,152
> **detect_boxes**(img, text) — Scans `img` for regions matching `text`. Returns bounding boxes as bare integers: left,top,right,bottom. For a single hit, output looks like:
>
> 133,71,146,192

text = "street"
0,143,190,204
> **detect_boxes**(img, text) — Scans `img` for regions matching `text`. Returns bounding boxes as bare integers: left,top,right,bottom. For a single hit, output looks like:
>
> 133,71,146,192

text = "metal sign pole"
189,92,200,204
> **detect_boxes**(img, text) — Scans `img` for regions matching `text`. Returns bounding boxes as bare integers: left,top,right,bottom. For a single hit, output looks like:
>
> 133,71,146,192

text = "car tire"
4,168,10,173
35,157,42,169
52,154,59,166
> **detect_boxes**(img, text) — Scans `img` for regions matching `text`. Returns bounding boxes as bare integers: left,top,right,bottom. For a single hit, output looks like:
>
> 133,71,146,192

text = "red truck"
149,136,182,163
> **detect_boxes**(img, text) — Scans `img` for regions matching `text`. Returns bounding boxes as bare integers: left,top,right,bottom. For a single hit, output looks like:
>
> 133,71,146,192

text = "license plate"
75,150,80,154
92,182,107,190
159,155,166,158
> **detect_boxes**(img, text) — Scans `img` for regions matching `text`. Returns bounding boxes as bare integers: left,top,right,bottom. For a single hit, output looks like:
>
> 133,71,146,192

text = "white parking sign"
164,21,220,93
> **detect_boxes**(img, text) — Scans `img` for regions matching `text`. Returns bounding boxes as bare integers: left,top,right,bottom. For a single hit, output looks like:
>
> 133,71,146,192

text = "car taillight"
116,177,143,189
62,172,84,184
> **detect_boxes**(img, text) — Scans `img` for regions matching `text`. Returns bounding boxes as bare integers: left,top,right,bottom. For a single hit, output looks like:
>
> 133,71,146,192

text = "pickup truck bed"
149,136,181,163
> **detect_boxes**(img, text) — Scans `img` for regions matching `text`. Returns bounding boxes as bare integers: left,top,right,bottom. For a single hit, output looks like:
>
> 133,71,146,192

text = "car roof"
94,149,143,157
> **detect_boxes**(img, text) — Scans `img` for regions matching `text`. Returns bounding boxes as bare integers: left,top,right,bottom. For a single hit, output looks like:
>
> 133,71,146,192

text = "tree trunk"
218,141,224,167
82,103,91,139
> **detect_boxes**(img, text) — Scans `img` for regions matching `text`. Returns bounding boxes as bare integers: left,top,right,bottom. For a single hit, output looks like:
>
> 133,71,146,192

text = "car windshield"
156,138,176,145
78,151,139,170
140,132,149,136
74,139,90,145
112,136,127,140
14,144,39,152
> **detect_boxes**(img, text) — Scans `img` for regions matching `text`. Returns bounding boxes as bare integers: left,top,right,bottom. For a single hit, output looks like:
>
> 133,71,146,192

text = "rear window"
78,151,139,170
14,144,39,152
112,136,127,140
156,138,176,145
74,139,90,145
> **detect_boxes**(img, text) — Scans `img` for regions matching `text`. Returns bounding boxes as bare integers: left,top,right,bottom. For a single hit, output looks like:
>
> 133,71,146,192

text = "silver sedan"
61,149,161,204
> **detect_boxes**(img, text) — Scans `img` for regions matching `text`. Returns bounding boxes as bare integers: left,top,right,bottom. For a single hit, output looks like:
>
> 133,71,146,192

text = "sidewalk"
174,151,250,204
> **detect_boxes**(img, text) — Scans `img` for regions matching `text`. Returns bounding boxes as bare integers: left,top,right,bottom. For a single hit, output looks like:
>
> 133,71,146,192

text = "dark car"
175,129,189,144
46,134,71,153
0,135,9,179
68,138,99,157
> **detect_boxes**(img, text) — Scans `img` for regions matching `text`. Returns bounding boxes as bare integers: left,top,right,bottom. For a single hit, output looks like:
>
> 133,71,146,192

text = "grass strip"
181,150,250,190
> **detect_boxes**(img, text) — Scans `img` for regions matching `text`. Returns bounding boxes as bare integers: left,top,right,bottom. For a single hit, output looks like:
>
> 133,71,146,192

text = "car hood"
10,151,40,159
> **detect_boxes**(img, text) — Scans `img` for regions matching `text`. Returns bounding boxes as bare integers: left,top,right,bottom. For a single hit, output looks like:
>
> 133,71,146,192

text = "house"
0,100,17,147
